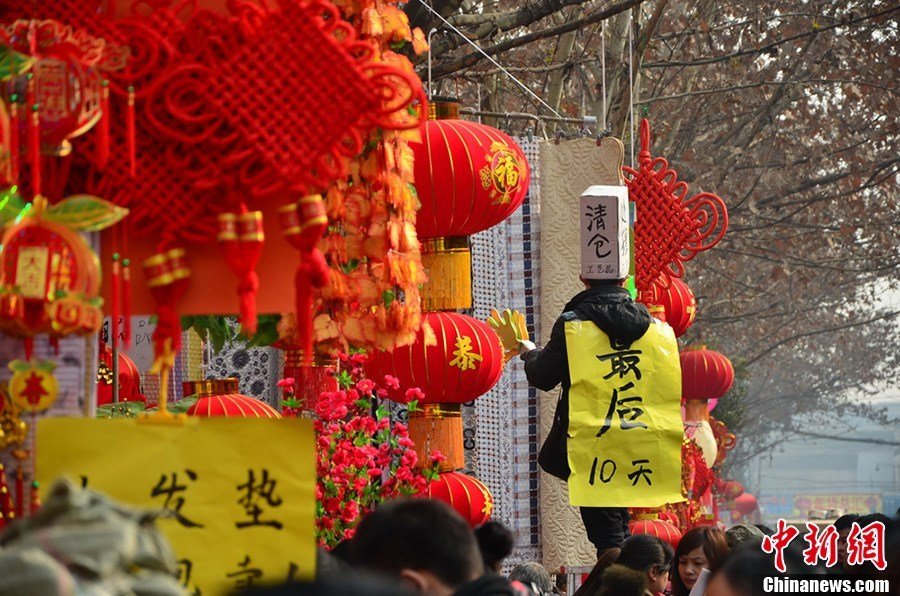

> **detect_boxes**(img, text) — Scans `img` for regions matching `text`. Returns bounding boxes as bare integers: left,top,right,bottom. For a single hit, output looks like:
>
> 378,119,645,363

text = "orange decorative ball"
425,471,494,527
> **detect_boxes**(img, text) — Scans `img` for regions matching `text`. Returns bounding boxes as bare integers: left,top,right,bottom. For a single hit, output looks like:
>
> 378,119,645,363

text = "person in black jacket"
520,277,652,556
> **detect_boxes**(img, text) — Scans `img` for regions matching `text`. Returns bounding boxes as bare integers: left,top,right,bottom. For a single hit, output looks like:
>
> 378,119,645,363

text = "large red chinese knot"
425,471,494,527
624,119,728,294
365,311,503,405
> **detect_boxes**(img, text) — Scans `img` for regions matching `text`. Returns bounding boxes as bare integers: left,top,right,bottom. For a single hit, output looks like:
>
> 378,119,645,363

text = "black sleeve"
520,316,569,391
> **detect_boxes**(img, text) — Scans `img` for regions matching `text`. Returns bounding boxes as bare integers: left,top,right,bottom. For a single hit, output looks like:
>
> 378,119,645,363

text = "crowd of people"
247,499,899,596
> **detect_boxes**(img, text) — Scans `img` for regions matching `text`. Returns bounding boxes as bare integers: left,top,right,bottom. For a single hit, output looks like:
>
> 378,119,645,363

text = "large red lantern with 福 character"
410,99,530,310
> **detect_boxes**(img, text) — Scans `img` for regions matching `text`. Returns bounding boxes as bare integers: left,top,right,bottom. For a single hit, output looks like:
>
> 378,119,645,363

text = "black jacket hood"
562,285,651,349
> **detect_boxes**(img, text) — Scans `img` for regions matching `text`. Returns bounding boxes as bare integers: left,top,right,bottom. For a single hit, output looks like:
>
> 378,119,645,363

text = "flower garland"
313,0,429,355
283,352,441,548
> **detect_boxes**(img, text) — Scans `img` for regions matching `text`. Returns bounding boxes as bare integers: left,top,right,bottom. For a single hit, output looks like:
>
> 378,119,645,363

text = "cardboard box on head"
579,185,629,280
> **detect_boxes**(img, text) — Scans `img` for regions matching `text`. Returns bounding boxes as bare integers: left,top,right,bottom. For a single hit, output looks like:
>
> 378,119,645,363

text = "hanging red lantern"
0,193,125,354
96,340,145,406
722,481,745,500
629,510,683,549
641,276,696,337
410,99,529,310
734,492,758,516
680,345,734,402
183,378,281,419
366,311,503,404
425,471,494,527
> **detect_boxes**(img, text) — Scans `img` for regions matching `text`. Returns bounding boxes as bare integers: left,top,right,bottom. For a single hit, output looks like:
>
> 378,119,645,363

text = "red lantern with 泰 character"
410,99,530,310
366,311,503,471
425,470,494,527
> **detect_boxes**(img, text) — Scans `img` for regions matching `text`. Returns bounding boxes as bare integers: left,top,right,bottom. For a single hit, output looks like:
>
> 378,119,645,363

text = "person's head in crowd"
725,524,764,550
574,536,672,596
705,540,811,596
349,499,484,596
671,527,730,596
617,534,674,594
852,513,894,573
834,513,859,571
509,562,553,595
572,548,621,596
475,521,515,573
752,524,774,537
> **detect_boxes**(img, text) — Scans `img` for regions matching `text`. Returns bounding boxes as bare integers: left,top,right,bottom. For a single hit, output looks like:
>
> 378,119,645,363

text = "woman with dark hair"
574,534,673,596
671,527,730,596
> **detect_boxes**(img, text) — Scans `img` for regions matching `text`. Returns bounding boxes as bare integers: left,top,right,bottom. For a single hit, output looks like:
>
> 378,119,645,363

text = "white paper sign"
579,185,629,280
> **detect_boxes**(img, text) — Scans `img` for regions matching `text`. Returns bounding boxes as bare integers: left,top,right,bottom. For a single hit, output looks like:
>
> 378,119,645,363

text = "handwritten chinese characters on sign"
565,319,683,507
579,185,630,281
37,417,316,595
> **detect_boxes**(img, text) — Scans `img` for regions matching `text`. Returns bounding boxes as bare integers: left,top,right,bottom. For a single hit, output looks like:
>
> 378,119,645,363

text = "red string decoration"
280,195,329,365
142,248,190,372
217,210,265,336
624,119,728,294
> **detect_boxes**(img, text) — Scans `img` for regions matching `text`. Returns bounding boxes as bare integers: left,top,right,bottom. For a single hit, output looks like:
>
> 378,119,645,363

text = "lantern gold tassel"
421,237,471,311
408,404,464,472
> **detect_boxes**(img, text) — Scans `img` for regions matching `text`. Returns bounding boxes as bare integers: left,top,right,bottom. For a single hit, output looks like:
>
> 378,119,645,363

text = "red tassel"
126,86,136,178
23,337,33,360
8,99,19,184
14,467,23,519
27,90,41,197
218,211,264,336
122,258,132,348
96,80,110,170
111,252,121,351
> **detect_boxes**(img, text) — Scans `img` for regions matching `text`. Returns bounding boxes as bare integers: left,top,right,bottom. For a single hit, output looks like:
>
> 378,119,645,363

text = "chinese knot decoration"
624,119,728,295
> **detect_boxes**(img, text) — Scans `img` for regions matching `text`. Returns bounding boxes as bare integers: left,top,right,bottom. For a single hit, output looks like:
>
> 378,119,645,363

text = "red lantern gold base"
408,404,464,472
420,237,472,311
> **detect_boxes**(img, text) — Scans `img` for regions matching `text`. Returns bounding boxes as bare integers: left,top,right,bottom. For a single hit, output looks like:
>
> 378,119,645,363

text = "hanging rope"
627,8,636,167
601,19,607,128
419,0,566,120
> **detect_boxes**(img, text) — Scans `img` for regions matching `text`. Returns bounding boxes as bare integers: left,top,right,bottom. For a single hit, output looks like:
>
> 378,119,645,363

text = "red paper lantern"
425,471,494,527
366,311,503,405
680,345,734,401
183,379,281,419
410,99,529,310
722,481,744,500
96,342,145,406
629,513,683,549
734,492,758,516
641,277,696,337
412,100,530,240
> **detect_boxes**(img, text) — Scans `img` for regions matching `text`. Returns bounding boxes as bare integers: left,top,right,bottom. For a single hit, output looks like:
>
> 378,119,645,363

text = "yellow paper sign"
566,319,684,507
37,417,316,594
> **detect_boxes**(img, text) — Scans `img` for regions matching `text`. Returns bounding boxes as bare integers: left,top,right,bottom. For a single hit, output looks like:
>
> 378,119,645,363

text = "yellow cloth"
565,319,684,507
37,418,316,594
